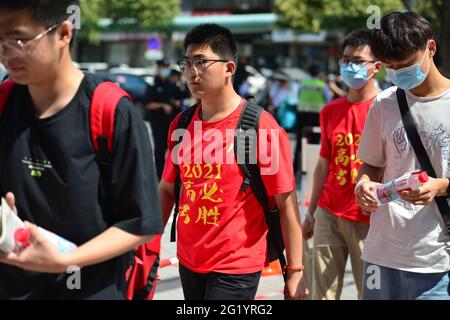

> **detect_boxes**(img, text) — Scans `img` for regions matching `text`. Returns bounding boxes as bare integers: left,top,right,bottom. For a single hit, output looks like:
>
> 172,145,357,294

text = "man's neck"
28,61,84,118
199,88,242,122
409,64,450,97
347,79,379,103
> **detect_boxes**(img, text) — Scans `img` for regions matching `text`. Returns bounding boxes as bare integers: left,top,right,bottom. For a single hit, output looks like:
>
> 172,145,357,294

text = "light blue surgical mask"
386,45,430,90
340,63,373,89
160,68,171,78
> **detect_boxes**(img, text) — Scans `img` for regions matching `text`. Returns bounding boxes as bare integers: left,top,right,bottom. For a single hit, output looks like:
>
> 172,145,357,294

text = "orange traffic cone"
262,259,283,277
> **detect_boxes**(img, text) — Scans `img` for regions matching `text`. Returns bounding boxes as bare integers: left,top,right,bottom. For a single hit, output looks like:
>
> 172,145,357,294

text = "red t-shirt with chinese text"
317,96,375,224
162,100,296,274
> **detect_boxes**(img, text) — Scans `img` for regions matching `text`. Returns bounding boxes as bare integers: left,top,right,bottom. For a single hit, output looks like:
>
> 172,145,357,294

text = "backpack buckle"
240,177,251,192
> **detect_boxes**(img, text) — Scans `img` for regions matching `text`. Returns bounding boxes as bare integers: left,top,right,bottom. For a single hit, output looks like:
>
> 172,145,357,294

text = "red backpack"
0,79,161,300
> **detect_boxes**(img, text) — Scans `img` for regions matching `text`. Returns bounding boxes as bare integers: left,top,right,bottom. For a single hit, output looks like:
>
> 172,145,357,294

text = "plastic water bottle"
14,227,77,253
373,171,429,205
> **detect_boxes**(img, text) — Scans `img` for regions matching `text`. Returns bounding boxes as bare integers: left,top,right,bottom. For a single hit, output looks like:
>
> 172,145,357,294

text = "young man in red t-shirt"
301,30,381,300
159,24,308,300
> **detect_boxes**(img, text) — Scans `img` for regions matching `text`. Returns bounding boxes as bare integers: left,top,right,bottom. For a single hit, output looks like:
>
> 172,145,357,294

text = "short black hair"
371,11,433,62
342,29,374,56
0,0,80,28
184,24,238,61
308,64,321,77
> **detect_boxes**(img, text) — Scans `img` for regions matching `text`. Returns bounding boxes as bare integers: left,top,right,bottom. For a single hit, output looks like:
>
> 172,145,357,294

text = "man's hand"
0,221,70,273
355,180,381,213
4,192,17,214
0,192,70,273
161,103,172,115
399,177,448,206
284,271,309,300
301,212,314,240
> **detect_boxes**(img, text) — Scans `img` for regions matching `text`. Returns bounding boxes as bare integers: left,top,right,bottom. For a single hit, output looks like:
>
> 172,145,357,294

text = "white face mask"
385,43,430,90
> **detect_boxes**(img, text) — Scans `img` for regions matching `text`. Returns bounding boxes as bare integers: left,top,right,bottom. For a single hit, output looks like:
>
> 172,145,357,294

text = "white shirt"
358,86,450,273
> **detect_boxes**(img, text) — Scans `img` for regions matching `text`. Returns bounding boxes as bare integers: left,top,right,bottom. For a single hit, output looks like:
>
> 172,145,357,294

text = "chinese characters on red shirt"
334,133,363,186
179,163,224,228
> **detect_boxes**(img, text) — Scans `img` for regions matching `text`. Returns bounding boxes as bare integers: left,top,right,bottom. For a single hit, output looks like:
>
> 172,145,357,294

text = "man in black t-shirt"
0,1,163,299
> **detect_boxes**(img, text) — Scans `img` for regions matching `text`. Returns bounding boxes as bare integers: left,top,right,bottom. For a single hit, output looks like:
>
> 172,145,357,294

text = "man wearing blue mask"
356,12,450,300
302,29,381,299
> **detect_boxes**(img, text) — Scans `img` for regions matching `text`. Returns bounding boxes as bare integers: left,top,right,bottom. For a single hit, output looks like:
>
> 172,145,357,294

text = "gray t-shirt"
358,86,450,273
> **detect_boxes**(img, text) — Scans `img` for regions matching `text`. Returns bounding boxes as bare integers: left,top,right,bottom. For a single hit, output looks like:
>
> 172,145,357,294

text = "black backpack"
170,99,287,279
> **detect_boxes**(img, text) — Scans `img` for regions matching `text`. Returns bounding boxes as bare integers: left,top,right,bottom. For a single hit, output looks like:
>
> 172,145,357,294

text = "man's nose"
187,65,199,77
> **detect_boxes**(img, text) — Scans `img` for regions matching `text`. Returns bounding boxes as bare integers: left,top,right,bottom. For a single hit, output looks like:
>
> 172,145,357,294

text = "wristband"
284,265,304,272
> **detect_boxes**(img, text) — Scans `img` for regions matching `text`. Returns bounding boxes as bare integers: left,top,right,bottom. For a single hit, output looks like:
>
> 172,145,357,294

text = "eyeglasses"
0,24,58,57
178,58,229,73
338,58,376,66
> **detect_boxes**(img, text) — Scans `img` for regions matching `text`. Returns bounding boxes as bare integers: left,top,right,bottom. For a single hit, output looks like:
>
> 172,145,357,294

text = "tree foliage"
275,0,450,75
78,0,180,41
274,0,404,33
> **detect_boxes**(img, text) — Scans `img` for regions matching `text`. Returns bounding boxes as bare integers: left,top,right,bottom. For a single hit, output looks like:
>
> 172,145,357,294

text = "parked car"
0,71,8,82
96,72,151,118
75,62,109,74
0,64,9,82
104,73,151,102
109,66,155,86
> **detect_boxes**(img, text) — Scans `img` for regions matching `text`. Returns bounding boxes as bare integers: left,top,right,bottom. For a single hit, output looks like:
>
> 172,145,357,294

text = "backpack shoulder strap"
234,100,287,273
90,81,131,159
235,99,265,201
171,102,199,242
0,80,16,116
176,103,199,131
90,81,131,224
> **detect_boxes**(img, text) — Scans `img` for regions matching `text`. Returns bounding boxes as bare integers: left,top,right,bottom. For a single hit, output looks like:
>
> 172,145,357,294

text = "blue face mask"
386,46,429,90
340,63,372,89
161,68,171,78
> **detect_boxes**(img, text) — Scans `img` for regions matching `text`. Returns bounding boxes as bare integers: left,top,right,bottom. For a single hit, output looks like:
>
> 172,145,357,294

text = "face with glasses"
178,58,230,73
0,24,57,58
338,57,376,67
0,10,67,84
181,43,235,97
339,45,380,85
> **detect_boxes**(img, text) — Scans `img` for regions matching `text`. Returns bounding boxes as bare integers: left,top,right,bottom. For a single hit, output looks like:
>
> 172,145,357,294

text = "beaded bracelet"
284,265,305,272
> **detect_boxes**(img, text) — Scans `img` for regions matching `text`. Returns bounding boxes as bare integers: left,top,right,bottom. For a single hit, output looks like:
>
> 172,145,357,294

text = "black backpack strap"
170,103,199,242
133,255,160,300
235,100,287,278
396,88,450,235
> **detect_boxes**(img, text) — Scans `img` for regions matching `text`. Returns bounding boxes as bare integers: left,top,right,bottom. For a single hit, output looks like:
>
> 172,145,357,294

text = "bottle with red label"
14,227,77,253
373,171,429,205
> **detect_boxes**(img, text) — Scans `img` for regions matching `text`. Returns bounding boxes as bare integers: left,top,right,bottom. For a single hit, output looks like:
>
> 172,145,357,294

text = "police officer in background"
145,61,185,179
293,64,331,176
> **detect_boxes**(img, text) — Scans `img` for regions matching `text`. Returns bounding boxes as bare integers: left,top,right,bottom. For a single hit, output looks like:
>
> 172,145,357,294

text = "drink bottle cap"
418,171,429,183
14,228,30,244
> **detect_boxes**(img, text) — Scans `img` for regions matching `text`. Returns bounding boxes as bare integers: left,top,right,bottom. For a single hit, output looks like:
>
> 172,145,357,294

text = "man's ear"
428,39,437,58
57,21,74,47
373,61,382,74
225,60,236,77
